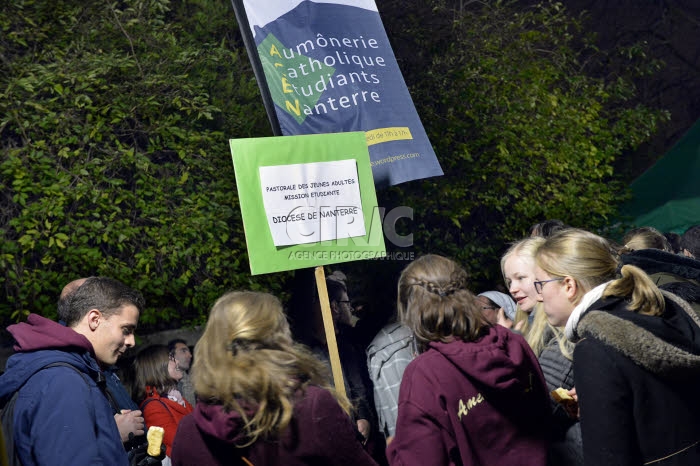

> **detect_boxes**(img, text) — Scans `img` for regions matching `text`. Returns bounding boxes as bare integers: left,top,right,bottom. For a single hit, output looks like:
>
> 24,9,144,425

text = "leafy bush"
0,0,669,327
367,0,668,290
0,0,279,328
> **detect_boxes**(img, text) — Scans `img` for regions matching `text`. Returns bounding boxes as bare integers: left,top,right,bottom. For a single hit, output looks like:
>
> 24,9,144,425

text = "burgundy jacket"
171,385,378,466
387,325,551,466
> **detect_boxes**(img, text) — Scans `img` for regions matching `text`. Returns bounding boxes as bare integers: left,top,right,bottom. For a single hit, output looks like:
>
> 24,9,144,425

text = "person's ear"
87,309,101,331
562,277,578,300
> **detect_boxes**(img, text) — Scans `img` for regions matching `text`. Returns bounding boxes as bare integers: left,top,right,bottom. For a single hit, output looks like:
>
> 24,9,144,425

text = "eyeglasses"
337,300,353,307
534,278,564,294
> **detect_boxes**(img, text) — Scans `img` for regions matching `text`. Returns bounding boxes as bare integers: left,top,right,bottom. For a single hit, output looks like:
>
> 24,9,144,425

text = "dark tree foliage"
0,0,276,328
352,0,668,295
1,0,668,327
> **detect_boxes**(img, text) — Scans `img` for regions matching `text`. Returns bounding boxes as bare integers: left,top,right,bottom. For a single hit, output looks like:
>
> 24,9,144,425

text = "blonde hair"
548,324,575,360
398,254,486,351
501,237,545,348
622,226,672,253
512,308,531,336
524,304,548,356
192,291,350,446
536,229,665,316
133,344,177,403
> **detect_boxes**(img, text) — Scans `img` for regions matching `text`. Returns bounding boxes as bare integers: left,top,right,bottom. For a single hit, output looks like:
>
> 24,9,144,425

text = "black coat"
573,291,700,465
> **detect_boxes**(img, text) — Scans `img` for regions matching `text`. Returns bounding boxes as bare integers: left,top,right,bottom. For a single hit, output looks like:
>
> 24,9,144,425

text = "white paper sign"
259,160,366,246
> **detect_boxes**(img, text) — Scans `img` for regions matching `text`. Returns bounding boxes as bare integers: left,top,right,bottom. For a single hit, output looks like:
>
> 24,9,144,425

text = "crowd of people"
1,221,700,465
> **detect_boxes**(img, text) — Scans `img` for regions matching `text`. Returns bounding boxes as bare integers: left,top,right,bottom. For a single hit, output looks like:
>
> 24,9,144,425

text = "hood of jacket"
8,313,94,353
0,313,100,401
192,399,258,445
426,325,541,400
620,249,700,281
577,290,700,378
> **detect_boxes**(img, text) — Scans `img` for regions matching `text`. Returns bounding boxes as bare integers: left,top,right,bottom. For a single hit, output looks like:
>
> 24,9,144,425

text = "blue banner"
233,0,443,187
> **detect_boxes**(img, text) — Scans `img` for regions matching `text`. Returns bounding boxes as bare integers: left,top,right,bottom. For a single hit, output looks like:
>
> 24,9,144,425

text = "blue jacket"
105,368,139,413
0,314,128,466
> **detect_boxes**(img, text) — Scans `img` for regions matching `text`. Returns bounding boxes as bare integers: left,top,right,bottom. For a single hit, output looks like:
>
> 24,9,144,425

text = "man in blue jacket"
58,278,145,445
0,276,143,466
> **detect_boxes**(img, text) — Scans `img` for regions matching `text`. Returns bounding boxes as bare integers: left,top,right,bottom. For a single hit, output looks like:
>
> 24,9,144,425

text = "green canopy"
621,118,700,234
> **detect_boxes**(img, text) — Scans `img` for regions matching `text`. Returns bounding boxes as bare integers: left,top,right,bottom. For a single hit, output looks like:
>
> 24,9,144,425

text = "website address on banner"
370,152,421,167
288,251,415,261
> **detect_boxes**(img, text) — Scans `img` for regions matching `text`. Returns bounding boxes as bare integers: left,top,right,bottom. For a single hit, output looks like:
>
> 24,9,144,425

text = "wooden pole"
314,266,346,397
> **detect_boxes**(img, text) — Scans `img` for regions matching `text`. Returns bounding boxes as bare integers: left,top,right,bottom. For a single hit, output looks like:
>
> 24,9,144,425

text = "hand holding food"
146,426,164,457
551,387,580,419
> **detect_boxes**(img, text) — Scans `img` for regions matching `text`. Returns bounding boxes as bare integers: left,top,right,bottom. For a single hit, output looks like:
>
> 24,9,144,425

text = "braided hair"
397,254,487,351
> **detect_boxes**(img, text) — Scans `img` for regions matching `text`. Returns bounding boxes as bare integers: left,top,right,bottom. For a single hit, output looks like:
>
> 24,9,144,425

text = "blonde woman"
502,237,582,465
534,228,700,465
387,254,550,466
170,291,377,466
622,226,672,253
500,237,550,354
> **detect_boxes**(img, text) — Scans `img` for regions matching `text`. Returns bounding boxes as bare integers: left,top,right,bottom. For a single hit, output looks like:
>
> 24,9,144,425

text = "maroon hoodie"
170,384,378,466
9,313,95,354
387,324,550,466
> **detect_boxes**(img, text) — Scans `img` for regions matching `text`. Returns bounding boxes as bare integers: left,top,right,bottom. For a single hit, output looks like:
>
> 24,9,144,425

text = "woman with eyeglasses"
502,236,583,466
133,344,194,461
534,228,700,465
476,291,516,325
387,254,550,466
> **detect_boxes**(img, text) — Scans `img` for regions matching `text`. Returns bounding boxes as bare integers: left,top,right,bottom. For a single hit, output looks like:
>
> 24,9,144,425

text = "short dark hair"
664,232,682,254
62,277,145,327
325,279,347,303
681,225,700,258
167,338,188,354
529,219,569,238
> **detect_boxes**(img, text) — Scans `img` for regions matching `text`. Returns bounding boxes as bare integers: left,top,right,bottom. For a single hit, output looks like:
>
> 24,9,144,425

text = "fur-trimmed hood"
574,290,700,378
620,249,700,282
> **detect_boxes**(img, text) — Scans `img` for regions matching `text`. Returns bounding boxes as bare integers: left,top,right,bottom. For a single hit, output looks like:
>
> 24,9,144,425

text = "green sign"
231,132,386,275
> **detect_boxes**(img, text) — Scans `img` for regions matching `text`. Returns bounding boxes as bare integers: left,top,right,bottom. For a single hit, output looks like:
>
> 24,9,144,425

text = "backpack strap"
1,362,93,466
0,395,17,466
140,397,176,426
139,397,169,412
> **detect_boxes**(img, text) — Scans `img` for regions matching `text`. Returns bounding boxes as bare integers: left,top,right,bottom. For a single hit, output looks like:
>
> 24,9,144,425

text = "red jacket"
140,392,193,457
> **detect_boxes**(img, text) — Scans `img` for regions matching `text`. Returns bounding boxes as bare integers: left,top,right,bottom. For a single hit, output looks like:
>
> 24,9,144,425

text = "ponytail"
604,264,665,316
